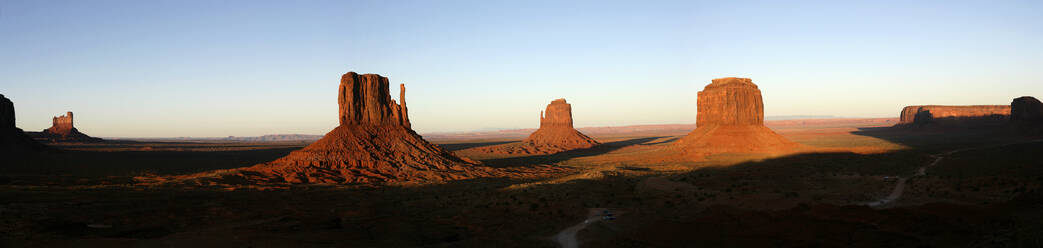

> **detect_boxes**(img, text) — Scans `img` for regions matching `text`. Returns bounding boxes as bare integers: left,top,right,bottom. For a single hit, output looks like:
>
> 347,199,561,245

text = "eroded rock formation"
1010,96,1043,132
48,112,74,133
34,111,102,142
898,105,1009,126
1010,96,1043,123
1,94,47,154
175,72,504,184
675,77,799,160
696,77,764,127
477,98,599,154
1,97,14,129
338,73,411,128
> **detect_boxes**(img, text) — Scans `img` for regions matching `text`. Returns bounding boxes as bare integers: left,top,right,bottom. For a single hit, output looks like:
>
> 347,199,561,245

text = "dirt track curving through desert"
554,216,601,248
867,139,1043,208
554,208,614,248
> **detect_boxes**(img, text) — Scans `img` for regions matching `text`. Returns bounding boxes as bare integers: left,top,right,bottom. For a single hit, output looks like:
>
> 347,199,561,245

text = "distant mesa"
896,105,1009,127
28,111,103,142
1010,96,1043,131
0,94,47,155
476,98,600,154
674,77,800,160
176,72,500,184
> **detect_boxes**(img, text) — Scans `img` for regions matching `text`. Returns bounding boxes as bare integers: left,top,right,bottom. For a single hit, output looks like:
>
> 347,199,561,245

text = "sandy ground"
4,118,1043,247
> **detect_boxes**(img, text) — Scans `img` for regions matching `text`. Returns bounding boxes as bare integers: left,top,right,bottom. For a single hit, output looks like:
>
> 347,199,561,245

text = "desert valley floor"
2,118,1042,247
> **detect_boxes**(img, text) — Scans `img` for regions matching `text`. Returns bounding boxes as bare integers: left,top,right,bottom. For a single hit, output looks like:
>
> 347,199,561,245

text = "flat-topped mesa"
696,77,764,127
338,72,410,128
898,105,1009,126
539,98,574,128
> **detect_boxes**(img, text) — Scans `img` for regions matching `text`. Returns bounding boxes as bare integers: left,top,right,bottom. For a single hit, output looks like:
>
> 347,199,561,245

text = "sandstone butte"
35,111,103,142
162,72,562,185
674,77,800,160
477,98,600,154
897,105,1009,126
0,94,47,155
1010,96,1043,131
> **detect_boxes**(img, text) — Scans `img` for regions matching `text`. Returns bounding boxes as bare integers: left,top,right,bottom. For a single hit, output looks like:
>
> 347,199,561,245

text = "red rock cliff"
178,72,501,184
696,77,764,127
540,99,574,128
676,77,799,160
338,72,410,128
898,105,1009,125
46,112,74,133
37,111,101,142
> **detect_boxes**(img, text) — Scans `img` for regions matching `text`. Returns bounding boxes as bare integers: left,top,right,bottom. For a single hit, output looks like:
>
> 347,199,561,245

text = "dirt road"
867,139,1043,208
554,208,614,248
554,216,601,248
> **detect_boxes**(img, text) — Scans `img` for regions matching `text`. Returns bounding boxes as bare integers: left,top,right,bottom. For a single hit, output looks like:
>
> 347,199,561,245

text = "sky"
1,0,1041,137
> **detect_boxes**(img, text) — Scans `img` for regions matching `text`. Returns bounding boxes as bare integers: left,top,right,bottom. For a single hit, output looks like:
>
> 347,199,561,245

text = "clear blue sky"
1,0,1040,137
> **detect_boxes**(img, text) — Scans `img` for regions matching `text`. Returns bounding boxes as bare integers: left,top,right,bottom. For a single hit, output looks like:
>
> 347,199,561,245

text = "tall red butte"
478,98,599,154
675,77,799,159
35,111,102,142
200,72,494,184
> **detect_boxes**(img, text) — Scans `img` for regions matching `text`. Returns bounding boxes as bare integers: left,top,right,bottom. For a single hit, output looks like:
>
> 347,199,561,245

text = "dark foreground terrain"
2,121,1042,247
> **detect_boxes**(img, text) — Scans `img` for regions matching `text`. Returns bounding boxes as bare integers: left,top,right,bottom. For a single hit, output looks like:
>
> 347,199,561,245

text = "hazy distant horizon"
92,115,885,139
3,1,1040,137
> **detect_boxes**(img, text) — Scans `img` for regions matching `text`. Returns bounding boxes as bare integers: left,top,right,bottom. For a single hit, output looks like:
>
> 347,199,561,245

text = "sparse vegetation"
2,121,1042,246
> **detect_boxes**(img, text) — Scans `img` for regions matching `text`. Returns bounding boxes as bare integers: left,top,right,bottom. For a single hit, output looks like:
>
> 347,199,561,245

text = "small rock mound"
675,77,800,160
0,94,47,155
477,99,599,154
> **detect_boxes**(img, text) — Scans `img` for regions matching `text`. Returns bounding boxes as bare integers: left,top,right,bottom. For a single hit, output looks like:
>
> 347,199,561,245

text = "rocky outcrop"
172,72,510,184
1,96,13,129
675,78,800,160
897,105,1009,126
476,99,599,155
696,77,764,126
48,112,74,133
1010,96,1043,123
1010,96,1043,132
1,94,47,155
540,99,574,128
33,111,102,142
338,73,410,128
